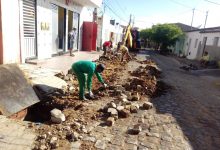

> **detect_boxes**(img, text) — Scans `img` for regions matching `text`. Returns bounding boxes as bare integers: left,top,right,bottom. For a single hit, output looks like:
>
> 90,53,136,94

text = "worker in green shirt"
72,61,107,100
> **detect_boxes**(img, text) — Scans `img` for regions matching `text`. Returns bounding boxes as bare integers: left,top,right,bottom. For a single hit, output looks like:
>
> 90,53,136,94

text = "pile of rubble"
31,56,169,149
99,84,154,127
33,101,100,150
121,64,162,97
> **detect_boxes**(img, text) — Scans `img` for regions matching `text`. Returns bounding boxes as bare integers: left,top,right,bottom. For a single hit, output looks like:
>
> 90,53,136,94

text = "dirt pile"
32,55,129,149
31,56,169,150
122,64,162,97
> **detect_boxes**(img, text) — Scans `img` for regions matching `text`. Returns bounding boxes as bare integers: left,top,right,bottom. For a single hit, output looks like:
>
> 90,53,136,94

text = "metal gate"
23,0,36,59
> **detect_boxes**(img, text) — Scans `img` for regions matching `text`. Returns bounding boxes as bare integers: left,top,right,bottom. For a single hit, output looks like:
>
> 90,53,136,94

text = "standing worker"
68,27,77,56
117,42,132,62
72,61,107,100
200,51,210,67
102,40,112,56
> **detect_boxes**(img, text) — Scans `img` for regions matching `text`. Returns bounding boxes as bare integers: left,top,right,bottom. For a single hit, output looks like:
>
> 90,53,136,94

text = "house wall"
184,31,201,59
203,32,220,60
35,0,84,60
1,0,20,64
101,14,123,48
37,0,53,60
185,31,220,60
0,0,98,63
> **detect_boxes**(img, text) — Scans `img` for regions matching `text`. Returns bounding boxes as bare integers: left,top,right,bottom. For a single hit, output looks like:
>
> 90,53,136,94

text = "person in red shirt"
102,41,112,56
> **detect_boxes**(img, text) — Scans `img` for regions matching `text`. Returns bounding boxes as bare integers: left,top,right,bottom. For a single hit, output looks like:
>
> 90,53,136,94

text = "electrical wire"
103,1,128,23
204,0,220,5
168,0,206,13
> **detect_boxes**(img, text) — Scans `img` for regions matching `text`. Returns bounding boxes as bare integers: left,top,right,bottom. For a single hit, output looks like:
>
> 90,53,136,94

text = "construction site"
1,0,220,150
1,47,220,150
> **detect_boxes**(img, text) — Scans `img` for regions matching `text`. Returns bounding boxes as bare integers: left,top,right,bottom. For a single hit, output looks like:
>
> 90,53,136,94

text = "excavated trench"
23,56,170,123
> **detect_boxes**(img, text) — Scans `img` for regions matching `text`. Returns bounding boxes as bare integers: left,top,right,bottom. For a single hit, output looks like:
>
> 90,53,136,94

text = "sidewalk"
0,115,36,150
26,51,103,73
20,51,102,96
0,51,102,149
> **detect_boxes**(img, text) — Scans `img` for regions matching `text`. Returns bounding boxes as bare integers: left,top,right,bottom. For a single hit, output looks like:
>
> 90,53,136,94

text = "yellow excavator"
122,24,141,52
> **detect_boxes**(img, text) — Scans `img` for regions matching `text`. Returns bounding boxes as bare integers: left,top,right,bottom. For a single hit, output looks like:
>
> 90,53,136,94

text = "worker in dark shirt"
71,61,107,100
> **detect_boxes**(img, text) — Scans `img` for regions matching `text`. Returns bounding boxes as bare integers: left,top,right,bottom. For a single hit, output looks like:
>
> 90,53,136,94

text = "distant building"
171,23,198,56
184,26,220,61
96,13,125,49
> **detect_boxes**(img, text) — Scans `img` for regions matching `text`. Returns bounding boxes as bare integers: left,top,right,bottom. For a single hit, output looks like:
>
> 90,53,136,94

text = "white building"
97,14,124,49
184,27,220,60
0,0,102,64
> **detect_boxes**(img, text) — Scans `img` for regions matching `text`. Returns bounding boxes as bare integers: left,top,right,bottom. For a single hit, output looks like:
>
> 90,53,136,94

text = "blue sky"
102,0,220,29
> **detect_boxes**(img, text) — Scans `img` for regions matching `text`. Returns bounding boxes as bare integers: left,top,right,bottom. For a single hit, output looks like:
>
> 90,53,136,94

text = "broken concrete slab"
0,64,40,116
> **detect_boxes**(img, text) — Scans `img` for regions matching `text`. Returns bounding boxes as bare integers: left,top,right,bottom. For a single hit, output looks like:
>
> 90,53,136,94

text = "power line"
168,0,205,13
103,2,128,23
104,0,129,20
204,0,220,5
114,0,128,17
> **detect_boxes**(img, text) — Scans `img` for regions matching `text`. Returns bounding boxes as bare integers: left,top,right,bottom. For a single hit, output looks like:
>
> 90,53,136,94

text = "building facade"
0,0,102,64
97,14,124,49
183,27,220,60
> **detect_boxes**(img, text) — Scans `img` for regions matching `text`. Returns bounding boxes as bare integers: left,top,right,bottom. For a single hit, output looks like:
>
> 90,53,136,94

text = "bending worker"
72,60,107,100
102,40,112,56
117,42,132,62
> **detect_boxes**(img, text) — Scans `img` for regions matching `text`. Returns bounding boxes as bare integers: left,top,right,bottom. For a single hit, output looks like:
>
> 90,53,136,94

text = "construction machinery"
122,24,141,52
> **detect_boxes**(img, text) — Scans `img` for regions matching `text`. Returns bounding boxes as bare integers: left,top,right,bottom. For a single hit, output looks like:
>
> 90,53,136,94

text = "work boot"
80,97,89,101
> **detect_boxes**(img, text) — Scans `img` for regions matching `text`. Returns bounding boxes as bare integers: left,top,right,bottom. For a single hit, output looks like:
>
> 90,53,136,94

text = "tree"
150,24,183,51
140,28,152,40
140,28,153,48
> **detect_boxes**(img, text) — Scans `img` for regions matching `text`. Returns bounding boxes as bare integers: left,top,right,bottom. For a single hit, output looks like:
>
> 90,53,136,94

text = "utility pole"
204,11,209,29
190,8,195,30
132,16,135,27
103,2,106,14
129,14,132,25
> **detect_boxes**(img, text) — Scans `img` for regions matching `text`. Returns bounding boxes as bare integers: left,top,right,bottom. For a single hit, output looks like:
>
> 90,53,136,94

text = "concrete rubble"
50,108,66,124
29,54,167,149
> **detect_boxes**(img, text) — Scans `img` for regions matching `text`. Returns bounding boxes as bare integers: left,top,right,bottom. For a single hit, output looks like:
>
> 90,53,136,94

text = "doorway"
68,10,79,50
186,38,191,56
197,37,207,58
51,6,66,54
58,7,66,51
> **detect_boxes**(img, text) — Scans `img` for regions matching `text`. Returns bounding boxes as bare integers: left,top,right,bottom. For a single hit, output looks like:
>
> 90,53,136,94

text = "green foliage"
140,23,183,50
140,28,153,40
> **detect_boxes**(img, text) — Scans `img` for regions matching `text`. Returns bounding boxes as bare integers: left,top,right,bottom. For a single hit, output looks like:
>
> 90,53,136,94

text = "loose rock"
119,109,130,118
142,102,153,110
106,117,115,126
131,92,140,101
116,106,124,111
128,124,142,135
50,108,65,124
107,108,118,118
130,104,139,113
108,102,117,108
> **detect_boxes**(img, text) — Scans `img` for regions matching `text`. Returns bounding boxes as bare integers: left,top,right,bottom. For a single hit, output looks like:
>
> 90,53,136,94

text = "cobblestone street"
1,52,220,150
72,52,220,150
